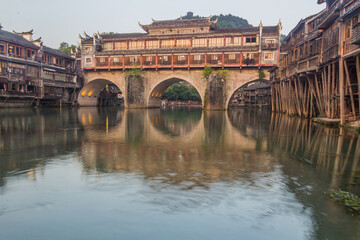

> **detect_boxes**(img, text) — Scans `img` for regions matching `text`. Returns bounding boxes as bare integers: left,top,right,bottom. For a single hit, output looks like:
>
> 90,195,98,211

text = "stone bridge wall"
78,69,268,109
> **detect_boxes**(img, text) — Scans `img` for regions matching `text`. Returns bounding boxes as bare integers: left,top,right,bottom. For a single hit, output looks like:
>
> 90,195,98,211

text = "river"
0,107,359,240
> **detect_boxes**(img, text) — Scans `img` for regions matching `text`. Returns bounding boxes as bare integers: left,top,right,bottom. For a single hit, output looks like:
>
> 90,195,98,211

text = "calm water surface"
0,107,359,240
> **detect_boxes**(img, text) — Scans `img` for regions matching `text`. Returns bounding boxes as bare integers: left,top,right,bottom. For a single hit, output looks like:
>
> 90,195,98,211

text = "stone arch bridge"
78,69,269,110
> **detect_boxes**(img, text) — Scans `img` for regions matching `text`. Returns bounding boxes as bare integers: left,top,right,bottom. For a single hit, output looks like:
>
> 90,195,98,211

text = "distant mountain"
181,12,252,29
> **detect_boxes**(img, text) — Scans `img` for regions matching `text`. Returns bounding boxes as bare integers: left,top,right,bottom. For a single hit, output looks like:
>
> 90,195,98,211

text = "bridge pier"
125,76,146,108
203,74,227,111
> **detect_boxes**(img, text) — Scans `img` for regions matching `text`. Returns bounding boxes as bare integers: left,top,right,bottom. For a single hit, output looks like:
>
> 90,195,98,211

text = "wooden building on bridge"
80,17,281,71
270,0,360,124
0,26,81,107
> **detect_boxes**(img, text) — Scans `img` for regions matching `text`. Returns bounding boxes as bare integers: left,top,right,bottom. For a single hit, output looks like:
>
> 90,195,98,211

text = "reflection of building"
0,25,82,107
230,80,271,107
80,17,281,71
271,0,360,123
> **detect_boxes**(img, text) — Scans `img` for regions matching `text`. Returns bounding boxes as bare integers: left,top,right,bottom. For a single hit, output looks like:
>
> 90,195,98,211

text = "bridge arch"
226,78,271,108
78,78,124,107
147,76,204,108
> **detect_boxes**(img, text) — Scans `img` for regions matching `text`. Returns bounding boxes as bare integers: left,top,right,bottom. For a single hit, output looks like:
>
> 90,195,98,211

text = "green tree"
58,42,77,55
162,83,201,102
216,69,229,80
202,65,213,79
125,63,143,78
259,69,265,79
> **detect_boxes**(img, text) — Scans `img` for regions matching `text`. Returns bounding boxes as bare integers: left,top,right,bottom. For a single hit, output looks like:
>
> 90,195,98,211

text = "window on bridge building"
146,40,159,49
114,41,127,50
265,52,274,60
211,55,218,60
130,56,139,63
194,55,202,61
161,40,175,48
209,38,223,47
85,57,92,64
265,39,275,44
193,38,207,47
102,42,113,51
177,55,186,61
245,36,257,44
229,54,236,60
129,41,144,50
176,39,191,48
225,37,241,46
159,56,169,61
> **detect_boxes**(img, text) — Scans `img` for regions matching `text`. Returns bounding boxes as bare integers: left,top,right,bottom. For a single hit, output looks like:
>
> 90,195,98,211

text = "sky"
0,0,325,49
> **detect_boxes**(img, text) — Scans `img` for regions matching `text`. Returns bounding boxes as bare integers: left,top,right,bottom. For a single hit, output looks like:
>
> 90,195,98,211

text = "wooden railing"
344,38,359,55
322,45,338,63
85,52,268,70
351,24,360,45
278,54,320,80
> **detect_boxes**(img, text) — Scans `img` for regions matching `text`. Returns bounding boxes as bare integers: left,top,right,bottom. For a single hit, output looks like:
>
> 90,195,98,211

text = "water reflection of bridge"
78,108,264,151
0,108,359,239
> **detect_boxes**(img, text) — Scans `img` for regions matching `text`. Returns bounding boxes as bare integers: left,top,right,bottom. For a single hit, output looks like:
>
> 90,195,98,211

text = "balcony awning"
338,2,360,21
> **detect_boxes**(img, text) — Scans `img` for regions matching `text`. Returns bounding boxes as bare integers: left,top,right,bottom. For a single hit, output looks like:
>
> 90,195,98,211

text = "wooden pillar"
222,52,225,69
240,52,242,69
331,63,336,118
188,53,190,70
271,83,275,112
344,59,356,119
171,54,174,70
156,54,158,70
356,55,360,115
108,56,110,71
339,57,345,124
94,56,97,71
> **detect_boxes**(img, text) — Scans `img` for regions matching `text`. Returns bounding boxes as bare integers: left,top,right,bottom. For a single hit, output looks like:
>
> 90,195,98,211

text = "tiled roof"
101,33,147,39
150,17,212,27
262,26,279,34
139,17,217,32
244,82,270,91
43,46,74,60
0,29,40,49
82,26,279,45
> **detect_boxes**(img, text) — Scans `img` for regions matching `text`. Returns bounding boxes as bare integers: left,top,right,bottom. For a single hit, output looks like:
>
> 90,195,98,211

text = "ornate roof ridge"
13,29,33,35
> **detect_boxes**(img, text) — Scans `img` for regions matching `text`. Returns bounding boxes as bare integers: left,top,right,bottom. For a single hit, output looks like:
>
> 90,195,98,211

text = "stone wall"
81,68,266,109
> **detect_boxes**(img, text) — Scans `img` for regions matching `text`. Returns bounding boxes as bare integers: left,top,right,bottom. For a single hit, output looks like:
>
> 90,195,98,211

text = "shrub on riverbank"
356,126,360,134
328,190,360,214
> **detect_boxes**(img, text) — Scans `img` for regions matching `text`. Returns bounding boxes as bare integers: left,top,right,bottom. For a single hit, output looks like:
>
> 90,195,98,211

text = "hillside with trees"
181,12,252,28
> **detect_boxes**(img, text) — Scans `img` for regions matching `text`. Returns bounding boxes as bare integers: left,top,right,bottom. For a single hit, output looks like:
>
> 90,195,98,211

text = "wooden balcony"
262,43,278,50
351,24,360,45
279,53,320,80
322,44,339,63
344,38,360,56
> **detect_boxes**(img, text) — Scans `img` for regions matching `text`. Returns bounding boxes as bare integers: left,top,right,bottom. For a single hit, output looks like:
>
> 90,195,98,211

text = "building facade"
0,26,80,107
271,0,360,123
80,17,281,72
